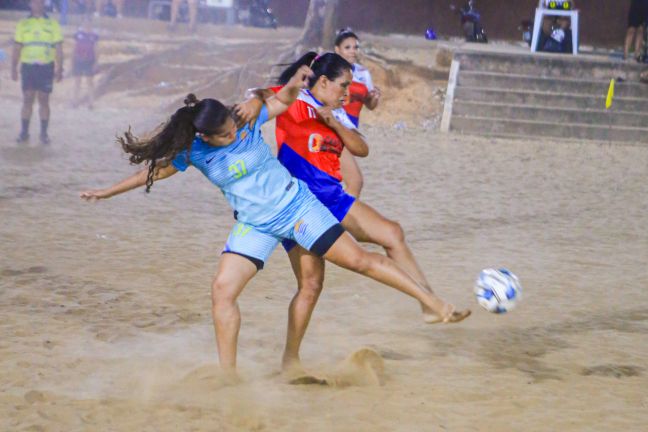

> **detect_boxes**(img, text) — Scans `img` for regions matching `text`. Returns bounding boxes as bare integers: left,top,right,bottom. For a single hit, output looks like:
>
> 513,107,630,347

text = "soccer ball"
474,268,522,313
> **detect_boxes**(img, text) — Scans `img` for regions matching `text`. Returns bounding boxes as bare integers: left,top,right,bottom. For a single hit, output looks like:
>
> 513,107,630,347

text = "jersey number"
233,223,252,237
228,160,248,178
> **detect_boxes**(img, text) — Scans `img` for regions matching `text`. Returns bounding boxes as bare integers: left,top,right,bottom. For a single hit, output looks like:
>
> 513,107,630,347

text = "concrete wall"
270,0,632,48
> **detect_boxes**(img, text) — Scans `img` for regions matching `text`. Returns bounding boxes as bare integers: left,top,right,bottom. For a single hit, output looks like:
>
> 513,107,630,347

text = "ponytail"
277,51,318,85
277,52,351,89
118,93,229,193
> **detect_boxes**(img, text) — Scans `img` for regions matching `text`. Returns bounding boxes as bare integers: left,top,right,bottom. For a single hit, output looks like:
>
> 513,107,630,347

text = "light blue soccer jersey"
172,105,299,227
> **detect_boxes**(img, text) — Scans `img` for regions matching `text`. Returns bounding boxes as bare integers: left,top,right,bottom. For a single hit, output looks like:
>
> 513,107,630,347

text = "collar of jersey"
305,90,324,107
28,13,49,19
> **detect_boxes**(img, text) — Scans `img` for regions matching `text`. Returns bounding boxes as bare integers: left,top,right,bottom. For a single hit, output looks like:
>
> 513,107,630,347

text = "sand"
1,12,647,432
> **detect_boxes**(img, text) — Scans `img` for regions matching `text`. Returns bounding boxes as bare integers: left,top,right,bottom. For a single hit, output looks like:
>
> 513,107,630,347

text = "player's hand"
287,65,313,90
233,98,263,128
316,106,341,128
366,87,381,105
11,68,18,81
80,189,110,201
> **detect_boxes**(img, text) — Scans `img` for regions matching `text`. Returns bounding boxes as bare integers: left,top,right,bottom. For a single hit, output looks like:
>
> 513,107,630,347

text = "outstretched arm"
234,65,313,124
266,65,312,119
80,164,178,201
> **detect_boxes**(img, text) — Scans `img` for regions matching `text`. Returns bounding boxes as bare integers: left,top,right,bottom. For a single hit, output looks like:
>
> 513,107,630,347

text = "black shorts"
73,59,96,77
21,63,54,93
628,0,648,28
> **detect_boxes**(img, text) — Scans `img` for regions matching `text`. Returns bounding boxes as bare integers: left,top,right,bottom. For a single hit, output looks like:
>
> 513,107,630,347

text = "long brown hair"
118,94,229,192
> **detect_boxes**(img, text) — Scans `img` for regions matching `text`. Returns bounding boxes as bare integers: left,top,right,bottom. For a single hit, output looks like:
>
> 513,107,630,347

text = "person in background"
94,0,124,18
169,0,198,32
12,0,63,145
72,15,99,108
541,15,573,54
624,0,648,61
333,28,381,198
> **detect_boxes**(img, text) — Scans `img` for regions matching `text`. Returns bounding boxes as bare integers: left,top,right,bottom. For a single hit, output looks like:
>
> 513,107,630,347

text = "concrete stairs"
447,49,648,144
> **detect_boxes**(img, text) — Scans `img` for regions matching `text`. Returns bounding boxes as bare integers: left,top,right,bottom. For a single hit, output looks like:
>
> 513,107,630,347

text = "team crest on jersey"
308,133,324,152
239,130,248,140
294,219,307,235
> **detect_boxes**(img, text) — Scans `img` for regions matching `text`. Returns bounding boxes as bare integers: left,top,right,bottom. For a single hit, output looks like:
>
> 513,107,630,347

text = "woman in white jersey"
80,66,467,376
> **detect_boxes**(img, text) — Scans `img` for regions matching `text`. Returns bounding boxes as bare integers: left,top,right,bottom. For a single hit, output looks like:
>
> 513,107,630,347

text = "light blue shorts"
222,181,344,269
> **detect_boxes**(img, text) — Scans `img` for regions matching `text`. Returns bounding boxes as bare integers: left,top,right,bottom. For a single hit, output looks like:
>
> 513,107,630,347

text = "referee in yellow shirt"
11,0,64,144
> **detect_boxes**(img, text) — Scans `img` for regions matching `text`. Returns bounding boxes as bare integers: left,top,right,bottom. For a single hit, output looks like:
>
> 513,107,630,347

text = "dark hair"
118,93,230,192
334,28,359,47
277,52,352,88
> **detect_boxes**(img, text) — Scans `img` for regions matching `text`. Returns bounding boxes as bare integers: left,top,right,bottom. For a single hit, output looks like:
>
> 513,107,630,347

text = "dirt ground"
1,12,647,432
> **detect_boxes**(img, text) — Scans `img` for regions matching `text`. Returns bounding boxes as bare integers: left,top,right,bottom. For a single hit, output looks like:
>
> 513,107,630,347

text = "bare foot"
281,361,327,385
422,304,471,324
441,304,471,323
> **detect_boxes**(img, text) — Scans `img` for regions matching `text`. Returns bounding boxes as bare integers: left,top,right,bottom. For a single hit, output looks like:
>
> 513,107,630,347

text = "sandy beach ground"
1,12,647,432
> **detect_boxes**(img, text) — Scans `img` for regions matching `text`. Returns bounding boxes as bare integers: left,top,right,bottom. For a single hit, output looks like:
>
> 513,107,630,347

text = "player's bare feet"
422,304,471,324
281,360,327,385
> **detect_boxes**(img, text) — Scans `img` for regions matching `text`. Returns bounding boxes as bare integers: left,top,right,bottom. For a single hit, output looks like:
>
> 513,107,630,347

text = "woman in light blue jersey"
80,66,458,375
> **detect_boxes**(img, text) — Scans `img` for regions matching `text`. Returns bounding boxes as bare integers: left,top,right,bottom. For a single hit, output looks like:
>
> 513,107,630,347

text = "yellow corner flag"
605,79,615,109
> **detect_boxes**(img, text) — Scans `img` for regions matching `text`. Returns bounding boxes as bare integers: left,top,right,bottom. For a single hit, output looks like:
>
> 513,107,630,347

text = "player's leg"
212,223,278,371
282,244,325,370
211,253,258,371
322,232,469,323
292,192,469,324
342,199,448,322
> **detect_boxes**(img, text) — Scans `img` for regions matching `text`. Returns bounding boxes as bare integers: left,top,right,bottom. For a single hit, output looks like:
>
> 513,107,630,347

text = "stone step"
454,86,648,111
452,101,648,128
451,115,648,143
458,71,648,98
454,50,644,81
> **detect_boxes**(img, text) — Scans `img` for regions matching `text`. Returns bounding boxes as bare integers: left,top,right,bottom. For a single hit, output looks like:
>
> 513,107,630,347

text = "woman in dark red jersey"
265,52,470,371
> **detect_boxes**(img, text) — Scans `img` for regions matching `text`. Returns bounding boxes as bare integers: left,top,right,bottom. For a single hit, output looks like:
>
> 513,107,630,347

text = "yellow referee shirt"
14,15,63,65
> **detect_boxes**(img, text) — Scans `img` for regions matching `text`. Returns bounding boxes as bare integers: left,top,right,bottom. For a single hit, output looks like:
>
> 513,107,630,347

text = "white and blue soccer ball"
474,268,522,313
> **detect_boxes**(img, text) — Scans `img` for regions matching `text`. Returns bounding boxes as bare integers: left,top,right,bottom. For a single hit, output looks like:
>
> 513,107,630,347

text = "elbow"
352,146,369,158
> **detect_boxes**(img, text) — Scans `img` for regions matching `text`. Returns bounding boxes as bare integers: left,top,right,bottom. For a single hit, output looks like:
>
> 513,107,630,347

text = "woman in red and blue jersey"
334,28,381,198
335,28,381,128
268,52,470,369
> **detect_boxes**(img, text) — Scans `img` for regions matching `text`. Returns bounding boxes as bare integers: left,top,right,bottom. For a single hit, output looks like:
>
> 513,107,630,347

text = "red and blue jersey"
273,87,358,221
343,63,374,127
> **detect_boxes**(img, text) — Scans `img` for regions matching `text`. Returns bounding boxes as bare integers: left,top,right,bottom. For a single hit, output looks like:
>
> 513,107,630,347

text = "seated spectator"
541,16,573,54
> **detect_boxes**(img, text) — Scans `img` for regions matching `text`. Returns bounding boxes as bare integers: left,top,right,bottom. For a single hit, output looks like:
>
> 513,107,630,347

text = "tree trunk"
298,0,339,50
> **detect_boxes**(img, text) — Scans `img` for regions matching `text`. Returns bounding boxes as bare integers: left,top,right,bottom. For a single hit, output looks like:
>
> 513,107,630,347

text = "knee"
384,220,406,247
345,249,374,275
211,276,236,309
298,276,323,304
